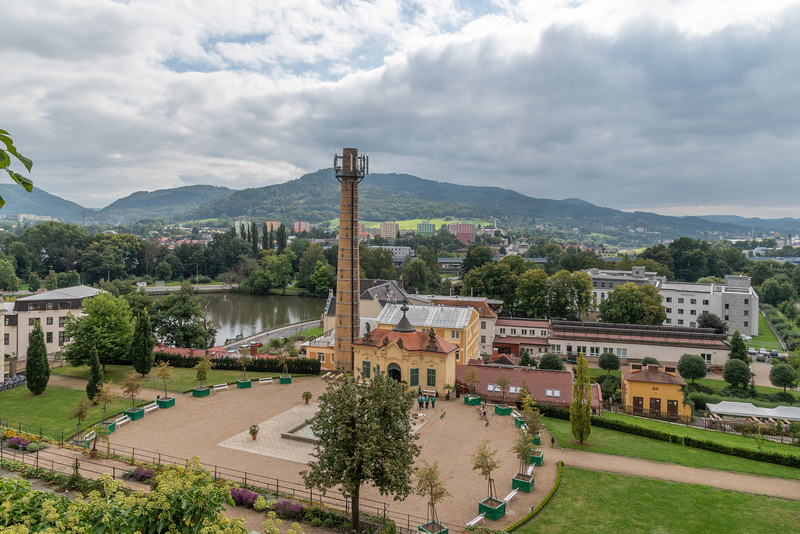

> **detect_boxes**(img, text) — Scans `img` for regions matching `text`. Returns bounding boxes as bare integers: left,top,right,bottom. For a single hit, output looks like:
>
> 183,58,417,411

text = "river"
199,293,326,346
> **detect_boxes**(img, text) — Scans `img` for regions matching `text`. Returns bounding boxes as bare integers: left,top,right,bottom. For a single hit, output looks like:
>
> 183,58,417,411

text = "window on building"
678,298,684,304
744,321,749,327
46,302,54,310
410,368,419,387
46,332,53,343
724,315,729,321
690,299,696,304
603,347,614,354
509,386,521,394
678,309,684,315
427,369,436,387
576,345,587,355
499,328,506,334
541,330,548,337
551,344,561,354
703,299,709,305
601,282,606,288
666,308,672,313
724,303,729,309
46,317,53,325
59,317,66,327
616,348,627,357
665,318,672,324
29,303,41,311
690,310,697,315
451,330,460,340
318,353,325,363
58,331,69,346
3,334,8,345
744,310,748,316
487,383,500,392
545,389,561,398
744,298,749,304
362,361,371,379
666,297,672,303
677,319,684,325
28,318,39,326
510,329,516,335
59,302,71,310
481,321,486,329
701,353,712,364
480,335,486,343
590,347,600,356
521,329,527,336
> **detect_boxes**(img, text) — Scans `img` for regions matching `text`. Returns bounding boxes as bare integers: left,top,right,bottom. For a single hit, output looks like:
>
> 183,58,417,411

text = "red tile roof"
623,367,686,386
353,328,458,354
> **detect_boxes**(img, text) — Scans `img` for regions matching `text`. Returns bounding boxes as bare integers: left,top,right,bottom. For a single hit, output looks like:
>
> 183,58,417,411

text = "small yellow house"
353,310,458,395
622,364,690,421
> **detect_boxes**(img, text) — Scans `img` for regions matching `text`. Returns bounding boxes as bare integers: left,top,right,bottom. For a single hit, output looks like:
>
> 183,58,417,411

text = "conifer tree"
570,354,592,444
267,227,274,251
130,311,156,377
251,221,258,255
25,322,50,395
86,345,103,402
276,223,288,253
262,222,269,250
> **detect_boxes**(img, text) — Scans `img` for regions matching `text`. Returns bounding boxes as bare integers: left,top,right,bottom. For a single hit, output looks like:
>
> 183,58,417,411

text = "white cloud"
2,0,800,217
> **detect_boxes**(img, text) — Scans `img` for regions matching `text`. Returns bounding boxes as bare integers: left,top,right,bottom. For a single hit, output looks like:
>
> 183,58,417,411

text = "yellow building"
380,222,399,238
375,302,479,363
353,313,458,395
621,363,690,421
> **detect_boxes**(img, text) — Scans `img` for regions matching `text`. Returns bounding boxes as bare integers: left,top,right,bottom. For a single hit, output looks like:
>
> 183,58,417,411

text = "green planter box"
514,416,525,428
280,375,292,384
494,404,512,416
478,497,506,521
157,397,175,408
533,432,541,446
464,395,481,406
418,522,448,534
193,387,210,397
512,473,534,493
527,450,543,467
237,379,252,389
125,408,144,421
101,421,115,434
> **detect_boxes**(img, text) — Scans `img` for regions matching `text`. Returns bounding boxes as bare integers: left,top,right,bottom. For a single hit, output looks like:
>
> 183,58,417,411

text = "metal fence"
0,438,461,533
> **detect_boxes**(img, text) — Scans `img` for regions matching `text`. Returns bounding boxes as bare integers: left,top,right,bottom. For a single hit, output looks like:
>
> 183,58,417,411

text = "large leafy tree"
310,260,336,295
698,312,728,335
63,292,134,371
598,282,666,325
516,268,549,318
130,311,156,376
302,373,420,532
296,243,327,289
538,353,565,371
0,128,34,209
25,322,49,395
151,282,217,349
598,352,620,374
769,364,798,393
677,354,707,385
722,358,752,389
570,354,591,444
460,246,494,276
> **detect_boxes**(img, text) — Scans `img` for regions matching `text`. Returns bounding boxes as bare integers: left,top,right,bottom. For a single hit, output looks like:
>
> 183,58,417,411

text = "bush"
131,467,154,482
687,392,723,411
254,496,267,511
26,442,45,452
230,487,259,507
273,500,305,519
312,519,323,527
146,352,322,375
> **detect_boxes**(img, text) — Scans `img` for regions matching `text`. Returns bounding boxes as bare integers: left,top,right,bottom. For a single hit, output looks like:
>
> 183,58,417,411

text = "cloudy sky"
2,0,799,217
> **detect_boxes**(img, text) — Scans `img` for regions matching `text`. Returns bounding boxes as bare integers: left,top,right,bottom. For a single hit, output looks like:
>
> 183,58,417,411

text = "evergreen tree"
27,272,40,292
261,222,269,251
86,345,103,402
250,221,258,255
130,311,156,376
25,322,50,395
276,223,288,253
267,227,274,251
729,330,749,362
518,349,532,367
229,225,236,237
570,354,591,444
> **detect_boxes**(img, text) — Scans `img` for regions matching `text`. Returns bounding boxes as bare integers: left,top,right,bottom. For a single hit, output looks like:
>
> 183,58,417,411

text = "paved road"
222,319,321,351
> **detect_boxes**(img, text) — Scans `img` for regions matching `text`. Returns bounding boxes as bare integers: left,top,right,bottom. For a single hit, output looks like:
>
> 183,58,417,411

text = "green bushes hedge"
151,352,321,375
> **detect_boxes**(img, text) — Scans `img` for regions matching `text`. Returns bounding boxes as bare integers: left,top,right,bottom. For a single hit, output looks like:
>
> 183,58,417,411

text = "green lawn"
0,386,138,439
524,467,800,533
543,417,800,480
300,327,324,338
52,365,282,393
745,314,782,351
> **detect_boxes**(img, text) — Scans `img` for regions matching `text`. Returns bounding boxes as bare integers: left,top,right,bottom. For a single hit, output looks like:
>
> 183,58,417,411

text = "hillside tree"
25,322,49,395
302,373,420,532
63,292,134,371
723,358,752,389
770,364,798,393
677,354,707,385
570,354,591,444
276,223,288,253
130,311,156,376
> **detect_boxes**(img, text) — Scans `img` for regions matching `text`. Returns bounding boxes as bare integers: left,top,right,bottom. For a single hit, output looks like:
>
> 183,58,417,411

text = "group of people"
417,394,435,411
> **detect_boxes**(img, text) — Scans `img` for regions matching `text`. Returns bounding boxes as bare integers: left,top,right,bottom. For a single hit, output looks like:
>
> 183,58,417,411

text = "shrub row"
151,352,321,375
506,461,564,532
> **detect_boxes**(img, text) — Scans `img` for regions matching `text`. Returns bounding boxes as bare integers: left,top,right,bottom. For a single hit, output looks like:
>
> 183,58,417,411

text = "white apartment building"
584,268,759,337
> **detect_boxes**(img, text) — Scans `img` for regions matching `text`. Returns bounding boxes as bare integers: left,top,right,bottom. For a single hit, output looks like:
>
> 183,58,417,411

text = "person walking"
418,396,423,411
425,396,430,409
431,396,436,409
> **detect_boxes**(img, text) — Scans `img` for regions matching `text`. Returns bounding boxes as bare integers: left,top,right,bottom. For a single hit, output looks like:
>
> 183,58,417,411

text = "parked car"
748,347,757,355
770,350,779,357
758,348,768,355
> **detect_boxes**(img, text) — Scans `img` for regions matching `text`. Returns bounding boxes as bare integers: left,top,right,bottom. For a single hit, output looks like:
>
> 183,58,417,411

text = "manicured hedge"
506,461,564,532
151,352,321,375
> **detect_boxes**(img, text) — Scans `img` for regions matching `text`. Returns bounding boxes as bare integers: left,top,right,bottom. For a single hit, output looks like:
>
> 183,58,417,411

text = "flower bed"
273,499,305,519
230,487,259,507
6,437,31,450
130,467,155,482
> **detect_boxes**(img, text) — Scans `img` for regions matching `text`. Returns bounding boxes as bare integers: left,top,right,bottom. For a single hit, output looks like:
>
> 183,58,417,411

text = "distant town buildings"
293,221,309,233
448,223,475,244
380,222,399,238
416,222,436,237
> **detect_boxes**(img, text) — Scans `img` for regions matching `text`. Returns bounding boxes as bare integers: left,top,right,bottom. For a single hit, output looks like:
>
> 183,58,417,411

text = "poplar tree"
261,222,269,250
276,223,288,253
250,221,258,255
130,311,156,377
25,322,50,395
86,345,103,402
570,354,592,444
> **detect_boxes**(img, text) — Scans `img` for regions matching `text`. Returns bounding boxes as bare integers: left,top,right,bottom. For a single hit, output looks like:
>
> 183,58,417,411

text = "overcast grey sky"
2,0,798,217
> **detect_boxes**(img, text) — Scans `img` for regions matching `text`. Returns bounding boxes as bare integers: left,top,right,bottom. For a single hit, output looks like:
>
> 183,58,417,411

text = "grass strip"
506,461,563,532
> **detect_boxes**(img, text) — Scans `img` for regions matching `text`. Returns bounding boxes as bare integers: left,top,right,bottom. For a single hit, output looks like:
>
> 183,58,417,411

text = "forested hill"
90,185,235,224
186,169,744,240
0,184,86,223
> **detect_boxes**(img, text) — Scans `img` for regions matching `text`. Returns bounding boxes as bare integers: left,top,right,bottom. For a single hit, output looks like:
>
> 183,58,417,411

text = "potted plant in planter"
193,354,214,397
249,425,259,440
93,382,117,433
237,355,252,388
302,391,313,404
463,368,481,405
443,383,454,401
154,361,176,408
88,423,111,459
415,460,450,534
472,442,505,520
279,360,292,384
122,374,144,420
520,394,543,445
493,371,512,415
510,430,535,492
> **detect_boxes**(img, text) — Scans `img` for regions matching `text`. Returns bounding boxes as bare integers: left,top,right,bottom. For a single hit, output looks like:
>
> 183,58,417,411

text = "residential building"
584,267,759,336
369,245,412,266
417,222,436,237
376,302,480,363
448,223,475,244
548,320,730,366
430,297,499,356
622,363,690,421
380,222,399,238
492,318,551,359
6,286,102,363
353,312,458,395
264,220,281,231
455,363,602,412
322,280,411,333
293,221,309,233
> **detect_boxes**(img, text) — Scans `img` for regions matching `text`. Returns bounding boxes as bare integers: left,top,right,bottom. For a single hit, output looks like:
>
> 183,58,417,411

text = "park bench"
503,488,519,513
258,377,273,385
213,383,229,392
82,430,96,448
116,415,131,427
466,514,485,526
512,410,522,418
143,403,159,414
526,464,534,476
423,389,437,397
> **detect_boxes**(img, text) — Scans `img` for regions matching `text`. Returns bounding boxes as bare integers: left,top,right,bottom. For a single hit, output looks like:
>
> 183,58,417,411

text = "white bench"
258,377,273,385
527,464,534,476
466,514,485,526
83,430,96,445
116,415,131,427
213,383,229,392
512,410,522,418
503,488,519,513
423,389,437,397
143,403,159,414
